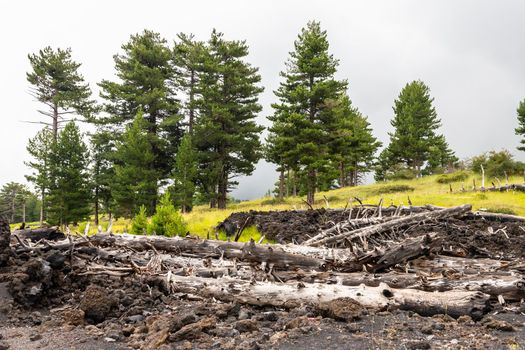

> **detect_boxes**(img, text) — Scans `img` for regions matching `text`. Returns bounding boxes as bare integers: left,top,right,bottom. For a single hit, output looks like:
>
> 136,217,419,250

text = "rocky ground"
2,207,525,349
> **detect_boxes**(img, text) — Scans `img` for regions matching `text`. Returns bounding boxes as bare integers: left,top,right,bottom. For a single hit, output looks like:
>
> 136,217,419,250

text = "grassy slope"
11,172,525,240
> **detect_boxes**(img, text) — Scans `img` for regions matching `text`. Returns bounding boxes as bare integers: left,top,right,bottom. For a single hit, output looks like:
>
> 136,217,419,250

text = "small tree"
171,135,197,213
46,122,92,225
130,205,148,235
25,128,54,224
148,193,187,237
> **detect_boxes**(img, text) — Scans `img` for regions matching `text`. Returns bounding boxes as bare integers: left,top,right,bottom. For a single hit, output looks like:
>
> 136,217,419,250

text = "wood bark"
166,274,489,319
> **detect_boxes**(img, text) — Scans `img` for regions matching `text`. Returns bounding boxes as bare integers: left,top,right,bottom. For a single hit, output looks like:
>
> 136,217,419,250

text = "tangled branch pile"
2,204,525,349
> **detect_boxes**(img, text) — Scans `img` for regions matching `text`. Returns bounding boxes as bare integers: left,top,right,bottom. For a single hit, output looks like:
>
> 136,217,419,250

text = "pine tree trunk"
189,69,195,135
292,171,297,197
52,105,59,140
10,191,15,223
307,168,316,205
286,169,290,197
22,201,26,223
94,187,99,226
39,189,44,225
339,161,345,188
217,172,228,210
278,168,285,200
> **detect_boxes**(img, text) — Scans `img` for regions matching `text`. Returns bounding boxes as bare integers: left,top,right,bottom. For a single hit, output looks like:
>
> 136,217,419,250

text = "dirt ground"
2,209,525,349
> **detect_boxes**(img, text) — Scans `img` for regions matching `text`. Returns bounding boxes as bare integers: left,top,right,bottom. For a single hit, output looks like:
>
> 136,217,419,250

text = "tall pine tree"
46,122,91,225
377,80,455,179
98,30,182,187
27,47,95,140
268,21,347,204
193,30,264,209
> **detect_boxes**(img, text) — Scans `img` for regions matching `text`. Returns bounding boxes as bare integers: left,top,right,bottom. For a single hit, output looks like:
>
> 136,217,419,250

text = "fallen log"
466,211,525,223
309,204,472,247
355,233,442,272
166,275,489,319
88,234,339,271
12,226,65,242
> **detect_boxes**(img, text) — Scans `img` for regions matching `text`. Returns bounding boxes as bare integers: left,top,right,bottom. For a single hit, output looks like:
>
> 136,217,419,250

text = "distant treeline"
16,21,525,226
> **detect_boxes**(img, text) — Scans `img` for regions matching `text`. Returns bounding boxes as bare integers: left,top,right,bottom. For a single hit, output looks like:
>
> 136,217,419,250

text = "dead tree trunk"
309,205,472,246
166,275,489,319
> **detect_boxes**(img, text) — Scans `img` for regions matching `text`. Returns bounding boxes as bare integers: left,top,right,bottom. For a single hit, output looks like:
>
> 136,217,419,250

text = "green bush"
148,193,188,237
436,171,469,184
375,184,415,195
130,205,148,235
469,150,525,178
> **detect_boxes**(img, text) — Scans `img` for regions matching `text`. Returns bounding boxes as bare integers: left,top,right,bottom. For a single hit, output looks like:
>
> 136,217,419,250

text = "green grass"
11,171,525,241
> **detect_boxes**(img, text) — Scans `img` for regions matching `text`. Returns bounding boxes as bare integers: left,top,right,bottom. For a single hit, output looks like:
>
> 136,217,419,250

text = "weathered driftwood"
12,226,65,242
88,234,335,271
166,274,489,319
309,205,472,246
466,211,525,223
356,233,442,272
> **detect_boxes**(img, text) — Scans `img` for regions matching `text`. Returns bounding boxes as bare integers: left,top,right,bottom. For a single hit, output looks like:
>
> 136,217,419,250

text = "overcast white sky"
1,0,525,199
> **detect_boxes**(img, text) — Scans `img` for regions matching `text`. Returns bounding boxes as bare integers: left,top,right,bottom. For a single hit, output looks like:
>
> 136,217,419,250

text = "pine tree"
90,129,115,224
268,21,347,204
515,99,525,152
330,95,381,187
25,128,54,224
171,135,197,213
379,80,455,178
193,30,264,209
98,30,182,183
0,182,32,224
46,122,91,225
112,112,158,217
27,47,95,140
173,33,205,134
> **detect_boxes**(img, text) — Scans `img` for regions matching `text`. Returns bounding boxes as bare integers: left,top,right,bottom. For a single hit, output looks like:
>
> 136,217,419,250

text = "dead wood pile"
3,204,525,324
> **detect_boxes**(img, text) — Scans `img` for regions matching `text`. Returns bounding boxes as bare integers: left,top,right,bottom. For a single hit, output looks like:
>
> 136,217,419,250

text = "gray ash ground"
2,209,525,349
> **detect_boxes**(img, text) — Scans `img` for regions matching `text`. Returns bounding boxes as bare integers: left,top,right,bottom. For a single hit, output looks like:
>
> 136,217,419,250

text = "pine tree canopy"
112,111,158,217
46,122,91,225
377,80,456,179
27,47,95,138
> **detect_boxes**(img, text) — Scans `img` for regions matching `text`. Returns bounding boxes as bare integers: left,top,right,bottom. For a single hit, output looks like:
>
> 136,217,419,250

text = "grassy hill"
12,171,525,240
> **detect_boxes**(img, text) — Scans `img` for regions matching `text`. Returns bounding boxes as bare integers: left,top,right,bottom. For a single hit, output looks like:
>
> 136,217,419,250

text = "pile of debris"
2,204,525,349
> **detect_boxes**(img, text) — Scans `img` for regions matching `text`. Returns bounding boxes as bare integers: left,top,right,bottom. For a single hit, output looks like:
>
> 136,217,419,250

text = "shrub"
469,150,525,178
436,171,469,184
375,184,415,195
130,205,148,235
148,193,187,237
